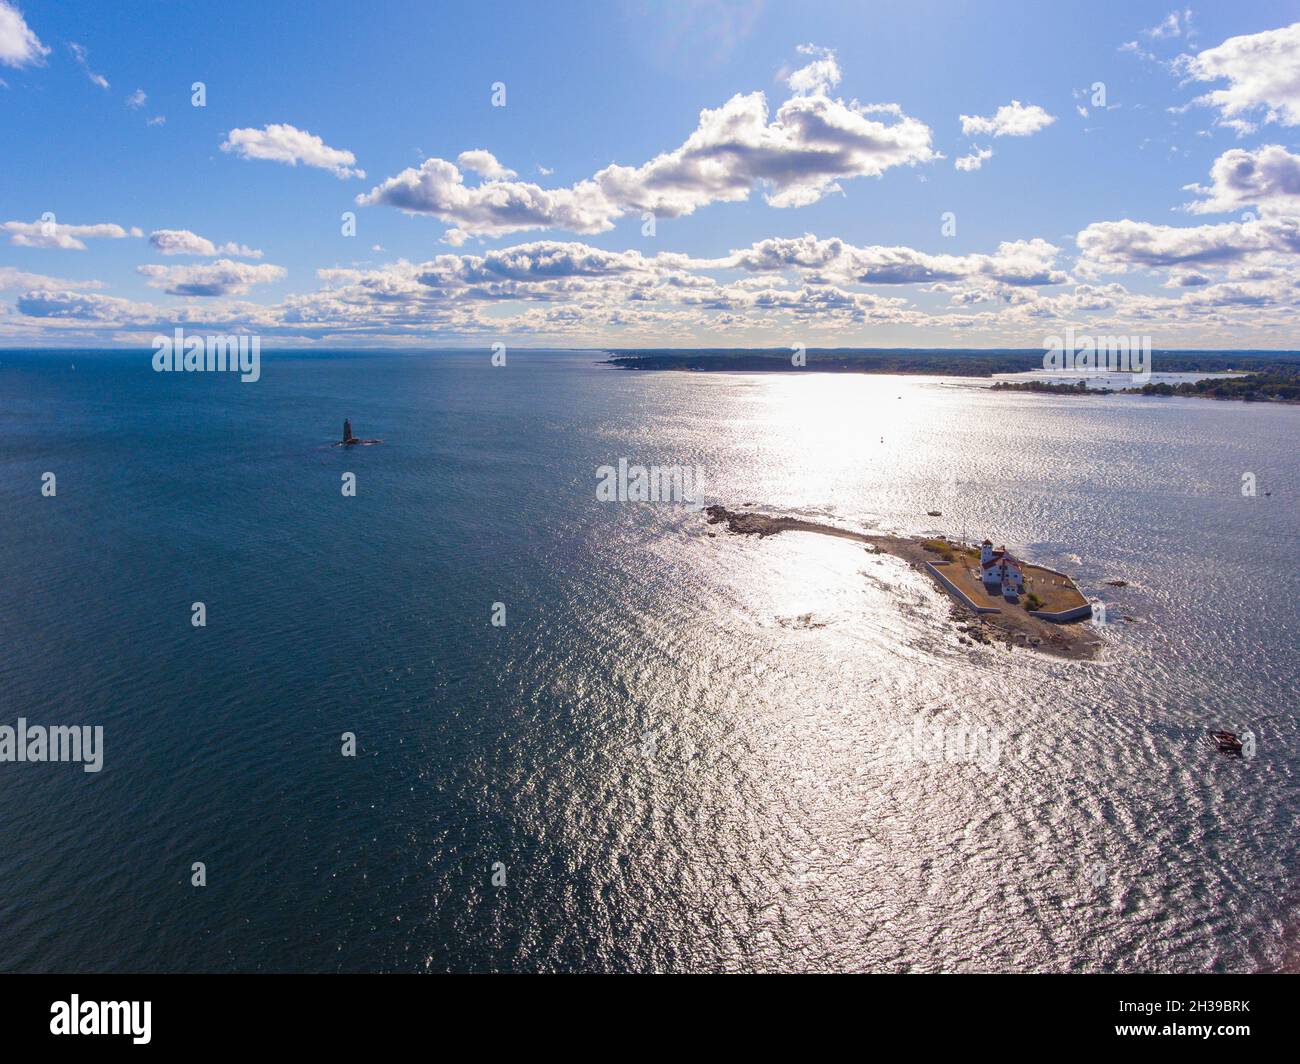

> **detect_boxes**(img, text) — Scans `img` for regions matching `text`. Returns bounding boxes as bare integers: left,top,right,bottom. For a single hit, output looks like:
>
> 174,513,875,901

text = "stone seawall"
1029,602,1095,622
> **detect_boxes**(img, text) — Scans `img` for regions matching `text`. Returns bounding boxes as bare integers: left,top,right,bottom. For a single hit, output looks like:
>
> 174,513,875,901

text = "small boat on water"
1205,730,1244,754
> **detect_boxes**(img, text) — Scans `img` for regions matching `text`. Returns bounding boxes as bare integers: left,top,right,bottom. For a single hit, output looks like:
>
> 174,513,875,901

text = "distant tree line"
990,379,1113,395
1131,364,1300,403
604,349,1300,383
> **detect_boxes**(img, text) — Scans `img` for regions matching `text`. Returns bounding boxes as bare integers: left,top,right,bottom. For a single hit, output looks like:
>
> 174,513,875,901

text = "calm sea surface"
1,349,1297,972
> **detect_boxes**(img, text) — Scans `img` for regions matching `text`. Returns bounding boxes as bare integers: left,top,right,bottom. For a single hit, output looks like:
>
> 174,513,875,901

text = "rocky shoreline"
704,505,1101,660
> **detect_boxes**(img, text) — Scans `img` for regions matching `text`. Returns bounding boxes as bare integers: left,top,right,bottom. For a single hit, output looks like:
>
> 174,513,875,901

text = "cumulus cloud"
68,42,108,89
358,47,936,239
456,149,517,180
955,146,993,171
12,229,1300,347
136,259,286,297
0,0,46,67
126,88,146,108
150,229,217,255
785,44,841,95
593,90,936,213
711,233,1068,287
7,291,287,338
959,100,1056,137
220,124,365,179
1076,141,1300,299
1177,22,1300,133
148,229,263,258
16,289,148,321
2,218,141,249
1165,270,1212,287
0,266,104,291
358,159,612,240
1076,216,1300,272
306,238,927,332
1183,144,1300,215
428,240,665,284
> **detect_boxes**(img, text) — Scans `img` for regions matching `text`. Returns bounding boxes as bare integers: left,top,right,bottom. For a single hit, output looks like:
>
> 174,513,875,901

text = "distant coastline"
606,349,1300,403
990,374,1300,403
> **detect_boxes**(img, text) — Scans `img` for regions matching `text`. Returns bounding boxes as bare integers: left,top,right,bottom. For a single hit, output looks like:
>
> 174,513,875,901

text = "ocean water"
1,348,1297,973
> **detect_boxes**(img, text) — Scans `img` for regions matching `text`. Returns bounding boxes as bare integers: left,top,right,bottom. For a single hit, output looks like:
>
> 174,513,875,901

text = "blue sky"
3,0,1300,347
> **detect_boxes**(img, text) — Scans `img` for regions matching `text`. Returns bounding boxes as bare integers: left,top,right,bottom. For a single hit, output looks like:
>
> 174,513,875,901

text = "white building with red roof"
979,539,1025,597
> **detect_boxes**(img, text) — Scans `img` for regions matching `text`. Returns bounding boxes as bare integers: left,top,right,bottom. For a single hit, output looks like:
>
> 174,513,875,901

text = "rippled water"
1,349,1296,972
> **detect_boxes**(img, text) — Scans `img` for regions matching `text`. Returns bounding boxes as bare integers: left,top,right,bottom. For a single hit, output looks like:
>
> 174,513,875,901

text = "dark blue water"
1,349,1297,971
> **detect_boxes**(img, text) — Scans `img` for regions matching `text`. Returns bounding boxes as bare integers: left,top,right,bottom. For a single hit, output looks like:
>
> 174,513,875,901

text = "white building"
979,539,1025,597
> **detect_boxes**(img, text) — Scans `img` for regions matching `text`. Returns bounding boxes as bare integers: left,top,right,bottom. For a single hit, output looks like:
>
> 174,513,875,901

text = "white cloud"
126,88,146,108
1177,22,1300,131
69,42,108,89
16,290,154,322
0,1,47,68
136,259,286,297
358,159,613,239
358,47,936,239
1120,40,1158,63
1183,144,1300,215
1145,9,1192,39
712,233,1068,287
149,228,263,258
1076,216,1300,272
959,100,1056,137
785,44,841,96
12,226,1300,347
594,90,936,213
455,150,517,180
2,218,140,249
220,124,365,179
0,266,104,291
955,146,993,172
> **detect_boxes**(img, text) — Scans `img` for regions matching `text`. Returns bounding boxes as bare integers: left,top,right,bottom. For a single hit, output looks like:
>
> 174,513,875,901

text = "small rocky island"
704,505,1100,660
